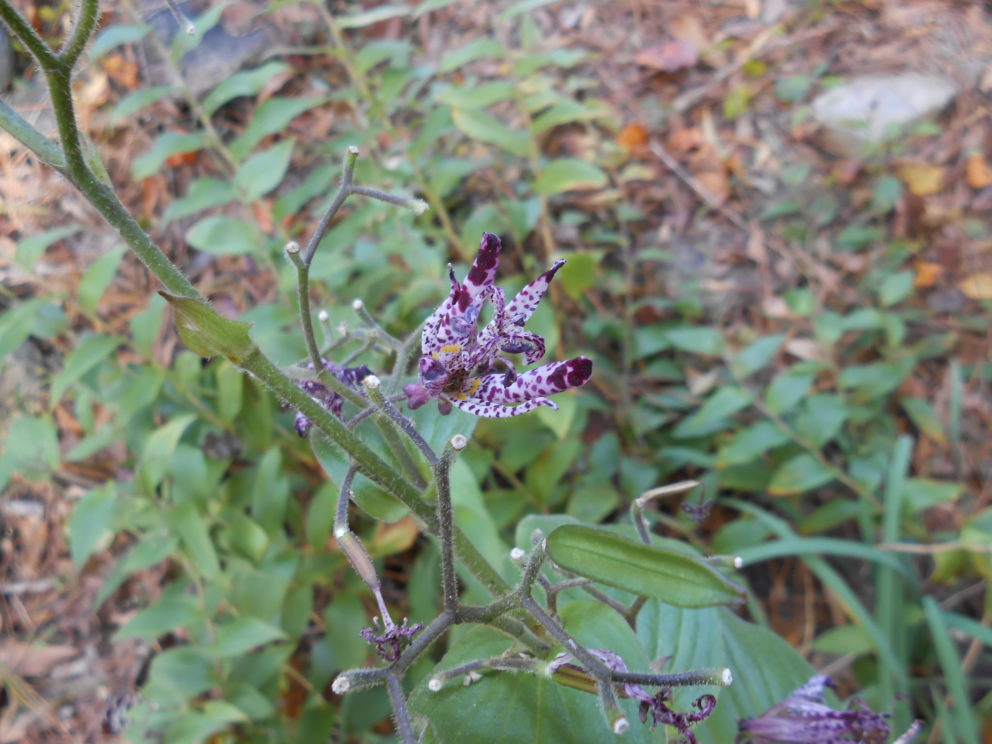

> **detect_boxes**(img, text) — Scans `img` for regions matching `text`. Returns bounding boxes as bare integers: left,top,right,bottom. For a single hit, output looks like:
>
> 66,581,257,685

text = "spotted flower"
737,675,921,744
403,232,592,417
549,648,716,743
294,359,372,436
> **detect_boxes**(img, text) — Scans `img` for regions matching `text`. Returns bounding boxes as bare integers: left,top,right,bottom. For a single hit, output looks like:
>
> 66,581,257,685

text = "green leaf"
665,326,725,355
533,158,608,196
185,216,262,256
764,372,813,415
215,361,244,423
546,525,745,607
0,414,59,492
78,245,126,314
838,359,913,400
556,252,600,300
872,175,903,213
159,292,257,362
636,601,814,743
878,270,914,307
16,226,80,268
132,131,209,180
229,97,325,160
68,482,118,567
234,139,295,202
109,86,177,124
171,501,221,580
768,453,837,495
899,478,962,515
136,413,196,492
96,530,179,608
451,108,530,157
535,392,577,439
672,386,752,439
144,647,217,706
716,421,790,467
201,61,291,117
163,178,237,223
409,624,657,744
49,333,122,408
89,24,149,57
354,40,411,74
438,38,503,73
434,81,516,109
337,4,411,29
792,393,847,447
731,334,784,377
531,99,610,134
211,617,286,657
900,396,945,443
116,591,199,640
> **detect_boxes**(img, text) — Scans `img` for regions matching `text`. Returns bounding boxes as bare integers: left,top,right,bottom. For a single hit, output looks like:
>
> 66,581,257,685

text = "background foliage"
1,1,990,742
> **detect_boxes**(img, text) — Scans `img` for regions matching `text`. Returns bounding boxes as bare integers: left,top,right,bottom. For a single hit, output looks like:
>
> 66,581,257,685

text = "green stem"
0,1,58,68
240,348,511,598
58,0,100,68
0,99,65,168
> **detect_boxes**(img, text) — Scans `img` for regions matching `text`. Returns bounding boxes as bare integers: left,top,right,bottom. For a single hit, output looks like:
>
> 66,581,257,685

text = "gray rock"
142,2,272,99
811,74,958,158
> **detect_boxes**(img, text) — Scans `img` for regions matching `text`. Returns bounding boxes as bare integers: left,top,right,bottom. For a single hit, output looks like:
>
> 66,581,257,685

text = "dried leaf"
965,153,992,189
0,642,79,677
617,123,648,150
898,164,944,196
634,40,699,72
958,273,992,300
913,260,941,289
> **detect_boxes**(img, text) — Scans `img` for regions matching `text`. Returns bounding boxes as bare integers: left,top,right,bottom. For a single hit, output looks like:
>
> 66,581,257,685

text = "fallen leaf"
0,642,79,677
958,273,992,300
898,163,944,196
635,40,699,72
695,169,730,205
617,123,648,150
668,127,702,154
784,338,828,362
965,153,992,189
101,54,140,90
913,260,941,288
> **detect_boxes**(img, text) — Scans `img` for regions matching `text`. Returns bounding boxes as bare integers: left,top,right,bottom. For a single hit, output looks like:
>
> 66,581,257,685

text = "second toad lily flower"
404,232,592,417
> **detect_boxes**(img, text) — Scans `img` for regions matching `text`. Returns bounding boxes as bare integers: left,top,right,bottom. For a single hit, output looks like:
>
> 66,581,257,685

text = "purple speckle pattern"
404,233,592,418
294,360,372,436
737,674,905,744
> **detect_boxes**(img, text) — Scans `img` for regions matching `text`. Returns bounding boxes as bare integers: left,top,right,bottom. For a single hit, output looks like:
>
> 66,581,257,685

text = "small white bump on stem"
284,240,300,255
352,299,364,311
428,678,443,692
450,434,468,450
317,309,329,323
332,675,351,694
612,717,629,735
363,374,382,390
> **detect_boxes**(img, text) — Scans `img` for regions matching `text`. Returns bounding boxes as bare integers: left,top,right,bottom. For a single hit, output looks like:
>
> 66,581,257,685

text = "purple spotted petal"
505,258,566,325
500,330,546,365
450,396,556,418
471,357,593,405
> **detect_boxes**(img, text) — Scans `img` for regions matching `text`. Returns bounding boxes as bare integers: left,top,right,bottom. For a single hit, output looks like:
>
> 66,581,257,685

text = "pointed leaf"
159,292,256,362
546,525,745,607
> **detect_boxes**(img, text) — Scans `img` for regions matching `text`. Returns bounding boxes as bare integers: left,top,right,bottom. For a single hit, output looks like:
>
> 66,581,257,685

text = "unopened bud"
363,374,381,390
509,547,526,562
613,717,629,735
450,434,468,450
721,668,733,685
318,309,329,323
428,678,443,692
332,675,351,694
347,145,359,156
284,241,300,255
352,299,364,311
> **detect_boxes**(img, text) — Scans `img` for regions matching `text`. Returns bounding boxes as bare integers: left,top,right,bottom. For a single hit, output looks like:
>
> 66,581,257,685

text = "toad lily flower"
404,233,592,417
737,675,922,744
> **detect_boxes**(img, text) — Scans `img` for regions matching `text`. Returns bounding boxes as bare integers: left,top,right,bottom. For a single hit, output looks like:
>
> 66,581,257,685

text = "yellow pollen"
439,344,462,354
